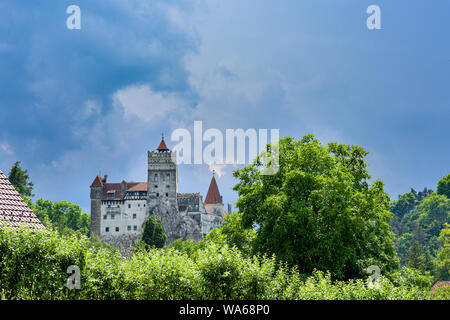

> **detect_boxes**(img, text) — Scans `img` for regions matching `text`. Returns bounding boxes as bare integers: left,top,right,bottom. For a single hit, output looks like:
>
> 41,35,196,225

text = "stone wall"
101,233,142,257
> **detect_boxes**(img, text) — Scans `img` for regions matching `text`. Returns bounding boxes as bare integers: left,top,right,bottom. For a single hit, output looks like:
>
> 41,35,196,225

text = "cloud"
0,142,13,155
113,84,186,124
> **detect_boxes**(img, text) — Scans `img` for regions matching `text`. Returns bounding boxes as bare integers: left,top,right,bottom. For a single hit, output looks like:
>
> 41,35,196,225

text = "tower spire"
156,133,169,152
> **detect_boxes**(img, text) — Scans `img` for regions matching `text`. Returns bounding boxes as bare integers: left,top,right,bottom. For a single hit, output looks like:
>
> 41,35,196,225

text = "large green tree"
32,199,90,236
437,174,450,198
437,223,450,280
233,135,399,280
8,161,34,197
141,216,166,249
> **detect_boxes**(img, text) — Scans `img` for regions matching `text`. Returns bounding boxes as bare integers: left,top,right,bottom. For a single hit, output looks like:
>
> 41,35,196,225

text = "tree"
8,161,34,197
437,223,450,280
437,174,450,198
233,135,399,280
141,216,166,249
204,211,256,257
32,199,90,236
407,241,423,270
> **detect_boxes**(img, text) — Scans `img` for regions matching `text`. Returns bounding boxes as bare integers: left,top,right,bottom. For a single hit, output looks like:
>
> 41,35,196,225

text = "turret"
204,171,225,217
90,175,104,237
147,136,178,210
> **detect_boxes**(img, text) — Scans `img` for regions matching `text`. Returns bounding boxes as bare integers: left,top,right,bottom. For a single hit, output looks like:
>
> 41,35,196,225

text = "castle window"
133,213,137,219
127,225,131,231
165,193,168,197
154,173,158,182
138,204,140,207
111,214,115,220
105,227,109,232
128,204,131,209
154,185,158,188
156,193,159,197
103,215,107,220
107,191,115,199
115,227,119,232
133,225,137,231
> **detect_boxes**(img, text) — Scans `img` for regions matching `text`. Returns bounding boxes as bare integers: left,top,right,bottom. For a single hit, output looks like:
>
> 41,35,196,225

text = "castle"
90,137,227,254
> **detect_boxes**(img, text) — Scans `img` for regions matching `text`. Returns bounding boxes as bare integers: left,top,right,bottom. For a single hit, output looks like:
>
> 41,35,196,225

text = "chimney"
102,174,108,183
121,180,127,195
228,203,232,215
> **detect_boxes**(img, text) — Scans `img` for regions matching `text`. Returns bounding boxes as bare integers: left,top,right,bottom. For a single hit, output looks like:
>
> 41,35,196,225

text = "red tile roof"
101,181,147,200
157,138,169,151
431,281,450,291
127,182,148,192
0,169,45,229
204,176,223,204
90,175,103,188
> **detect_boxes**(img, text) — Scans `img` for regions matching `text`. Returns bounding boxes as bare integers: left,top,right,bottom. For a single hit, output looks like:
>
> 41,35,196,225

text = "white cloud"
113,84,186,123
208,163,227,178
0,142,13,155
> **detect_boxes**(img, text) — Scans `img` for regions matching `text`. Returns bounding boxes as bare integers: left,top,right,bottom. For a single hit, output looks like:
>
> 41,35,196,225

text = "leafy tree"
233,135,399,280
437,223,450,280
407,241,423,270
390,192,416,220
32,199,90,236
141,216,166,249
8,161,34,197
437,174,450,198
205,211,256,256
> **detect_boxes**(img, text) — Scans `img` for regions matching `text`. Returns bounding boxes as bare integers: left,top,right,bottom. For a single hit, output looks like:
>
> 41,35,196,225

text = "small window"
138,204,140,207
154,185,158,188
103,215,107,220
107,191,115,199
127,225,131,231
144,204,146,207
105,227,109,232
111,214,115,220
133,213,137,219
115,227,119,232
128,204,131,209
133,225,137,231
156,193,159,197
165,193,168,197
154,173,158,182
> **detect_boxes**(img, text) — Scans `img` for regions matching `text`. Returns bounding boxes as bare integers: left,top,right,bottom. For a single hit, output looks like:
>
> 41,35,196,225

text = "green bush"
430,286,450,300
0,228,441,300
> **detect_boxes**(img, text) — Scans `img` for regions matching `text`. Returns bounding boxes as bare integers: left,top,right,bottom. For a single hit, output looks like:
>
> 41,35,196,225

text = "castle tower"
147,136,178,210
204,171,225,216
90,174,106,237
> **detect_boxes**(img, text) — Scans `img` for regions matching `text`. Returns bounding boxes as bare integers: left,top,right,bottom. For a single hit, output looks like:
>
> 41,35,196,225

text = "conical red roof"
157,138,169,151
90,175,103,188
205,176,223,204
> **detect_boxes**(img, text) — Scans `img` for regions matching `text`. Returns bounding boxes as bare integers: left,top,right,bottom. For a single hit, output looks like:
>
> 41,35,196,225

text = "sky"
0,0,449,213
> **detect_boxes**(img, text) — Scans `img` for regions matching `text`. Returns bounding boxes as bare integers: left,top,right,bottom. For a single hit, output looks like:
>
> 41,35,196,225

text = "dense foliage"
232,135,399,280
390,175,450,281
32,199,90,237
141,216,166,249
8,161,34,197
0,227,435,300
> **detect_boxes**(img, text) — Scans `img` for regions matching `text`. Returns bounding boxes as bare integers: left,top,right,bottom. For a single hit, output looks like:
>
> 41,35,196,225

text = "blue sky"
0,0,448,213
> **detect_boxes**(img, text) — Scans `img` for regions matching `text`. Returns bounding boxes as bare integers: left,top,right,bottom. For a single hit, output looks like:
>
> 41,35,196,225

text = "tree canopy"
232,135,399,280
141,216,166,249
437,174,450,198
8,161,34,198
